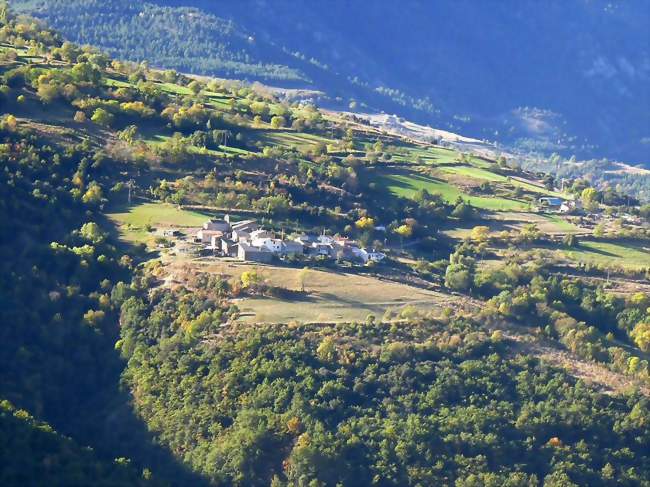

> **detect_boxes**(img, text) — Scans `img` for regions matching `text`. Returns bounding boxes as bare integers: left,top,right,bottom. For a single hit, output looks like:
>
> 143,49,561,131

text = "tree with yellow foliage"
631,322,650,352
316,336,336,361
395,224,413,238
470,225,490,243
395,223,412,249
241,269,263,291
355,216,375,231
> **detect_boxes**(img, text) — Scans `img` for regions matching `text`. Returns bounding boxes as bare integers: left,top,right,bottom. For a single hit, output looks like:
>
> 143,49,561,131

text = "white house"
293,234,333,256
281,241,304,257
355,248,386,263
249,229,273,240
209,234,222,250
196,229,223,244
313,242,334,256
237,242,274,263
317,235,334,245
560,200,582,214
232,229,252,243
252,237,284,254
366,250,386,263
294,235,317,245
538,197,565,212
221,238,238,257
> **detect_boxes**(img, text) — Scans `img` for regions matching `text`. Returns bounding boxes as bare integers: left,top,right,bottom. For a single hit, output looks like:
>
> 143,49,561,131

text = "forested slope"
14,0,650,165
0,17,203,486
0,399,155,486
13,0,307,81
117,282,650,485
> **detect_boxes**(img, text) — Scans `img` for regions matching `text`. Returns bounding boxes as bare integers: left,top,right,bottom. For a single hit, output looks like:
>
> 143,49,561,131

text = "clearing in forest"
169,260,457,323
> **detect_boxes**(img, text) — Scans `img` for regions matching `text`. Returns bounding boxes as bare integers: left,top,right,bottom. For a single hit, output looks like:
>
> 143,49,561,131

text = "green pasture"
107,202,211,242
373,170,528,211
562,240,650,270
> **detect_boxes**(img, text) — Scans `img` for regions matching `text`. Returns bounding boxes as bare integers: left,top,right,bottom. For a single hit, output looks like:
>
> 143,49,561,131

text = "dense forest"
117,277,650,485
13,0,307,81
0,6,649,486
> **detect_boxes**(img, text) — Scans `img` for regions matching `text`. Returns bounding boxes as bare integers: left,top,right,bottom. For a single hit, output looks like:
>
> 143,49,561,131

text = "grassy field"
156,81,193,96
440,164,507,182
190,261,452,323
438,165,562,198
440,213,580,239
107,201,211,242
513,179,565,198
541,214,581,233
374,171,528,211
389,145,460,165
258,130,334,150
105,78,133,89
562,240,650,270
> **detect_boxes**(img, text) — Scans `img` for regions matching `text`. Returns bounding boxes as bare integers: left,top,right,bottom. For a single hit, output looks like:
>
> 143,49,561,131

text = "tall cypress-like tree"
0,1,9,25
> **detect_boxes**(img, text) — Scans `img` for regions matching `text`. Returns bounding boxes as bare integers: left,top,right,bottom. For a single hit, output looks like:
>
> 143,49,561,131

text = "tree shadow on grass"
316,291,387,316
577,244,618,258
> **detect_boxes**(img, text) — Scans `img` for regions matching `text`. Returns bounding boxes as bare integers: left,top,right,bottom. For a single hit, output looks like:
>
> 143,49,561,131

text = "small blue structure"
538,197,564,208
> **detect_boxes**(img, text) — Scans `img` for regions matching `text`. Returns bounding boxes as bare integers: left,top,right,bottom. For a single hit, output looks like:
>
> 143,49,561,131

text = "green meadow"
563,240,650,270
107,202,211,242
373,171,528,211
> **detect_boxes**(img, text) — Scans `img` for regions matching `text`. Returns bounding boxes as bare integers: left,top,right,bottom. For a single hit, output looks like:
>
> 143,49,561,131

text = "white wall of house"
252,238,283,253
233,230,251,242
250,229,273,240
197,230,222,243
317,235,333,245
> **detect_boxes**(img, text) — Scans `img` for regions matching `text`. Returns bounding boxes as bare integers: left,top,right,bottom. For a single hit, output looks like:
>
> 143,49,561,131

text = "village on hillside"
186,215,387,264
149,195,647,267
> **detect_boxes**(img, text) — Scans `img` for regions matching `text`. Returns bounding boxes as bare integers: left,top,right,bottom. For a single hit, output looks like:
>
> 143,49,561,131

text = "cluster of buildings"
538,197,580,214
195,215,386,264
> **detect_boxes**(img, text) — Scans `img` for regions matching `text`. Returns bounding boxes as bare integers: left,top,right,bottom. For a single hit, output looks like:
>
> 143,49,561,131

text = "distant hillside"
12,0,306,81
14,0,650,166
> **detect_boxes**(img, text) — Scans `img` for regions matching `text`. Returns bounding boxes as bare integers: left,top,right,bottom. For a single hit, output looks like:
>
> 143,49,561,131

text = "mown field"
182,261,453,323
107,201,210,242
258,130,334,150
562,239,650,270
373,170,529,211
441,213,582,240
